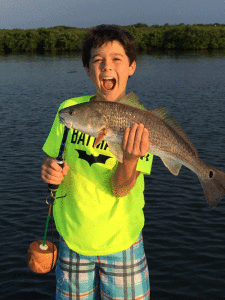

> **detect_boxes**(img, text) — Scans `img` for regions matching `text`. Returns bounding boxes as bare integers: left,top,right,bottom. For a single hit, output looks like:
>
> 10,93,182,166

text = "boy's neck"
90,92,126,102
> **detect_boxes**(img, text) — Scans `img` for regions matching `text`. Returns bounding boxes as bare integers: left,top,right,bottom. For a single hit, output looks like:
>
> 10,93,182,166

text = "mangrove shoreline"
1,23,225,54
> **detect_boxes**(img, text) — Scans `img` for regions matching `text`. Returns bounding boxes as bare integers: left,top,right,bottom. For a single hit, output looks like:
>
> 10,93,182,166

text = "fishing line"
27,126,69,274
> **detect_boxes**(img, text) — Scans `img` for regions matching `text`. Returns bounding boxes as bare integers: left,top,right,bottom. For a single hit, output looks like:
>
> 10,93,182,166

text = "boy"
41,25,153,299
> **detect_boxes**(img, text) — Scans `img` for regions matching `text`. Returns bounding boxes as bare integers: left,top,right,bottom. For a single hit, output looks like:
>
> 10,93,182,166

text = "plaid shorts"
56,231,150,300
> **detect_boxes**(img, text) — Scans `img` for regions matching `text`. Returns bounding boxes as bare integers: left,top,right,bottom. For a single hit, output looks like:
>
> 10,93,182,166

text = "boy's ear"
86,67,92,77
128,60,136,76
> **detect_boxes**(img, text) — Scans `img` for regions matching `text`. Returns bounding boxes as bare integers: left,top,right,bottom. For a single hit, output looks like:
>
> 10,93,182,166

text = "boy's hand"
122,123,149,162
41,155,69,185
112,123,149,197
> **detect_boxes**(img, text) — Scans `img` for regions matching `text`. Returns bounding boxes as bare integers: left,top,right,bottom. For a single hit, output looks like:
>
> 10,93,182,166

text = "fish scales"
96,101,198,163
96,101,147,133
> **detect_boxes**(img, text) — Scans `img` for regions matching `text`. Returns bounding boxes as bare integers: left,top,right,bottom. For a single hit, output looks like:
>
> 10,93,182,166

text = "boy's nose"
101,59,112,71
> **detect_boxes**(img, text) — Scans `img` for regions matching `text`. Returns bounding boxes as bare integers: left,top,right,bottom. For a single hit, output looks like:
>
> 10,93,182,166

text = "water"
0,50,225,299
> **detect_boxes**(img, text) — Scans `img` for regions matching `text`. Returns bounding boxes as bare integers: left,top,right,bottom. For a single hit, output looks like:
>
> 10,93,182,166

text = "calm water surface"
0,50,225,299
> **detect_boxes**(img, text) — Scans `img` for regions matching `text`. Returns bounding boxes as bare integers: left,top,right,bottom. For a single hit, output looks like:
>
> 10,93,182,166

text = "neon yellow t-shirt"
42,95,153,256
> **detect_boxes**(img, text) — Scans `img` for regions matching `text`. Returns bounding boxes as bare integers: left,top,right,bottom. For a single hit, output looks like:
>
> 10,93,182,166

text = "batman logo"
76,149,112,166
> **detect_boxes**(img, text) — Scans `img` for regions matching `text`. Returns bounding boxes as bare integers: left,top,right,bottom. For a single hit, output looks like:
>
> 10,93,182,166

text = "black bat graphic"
76,149,112,166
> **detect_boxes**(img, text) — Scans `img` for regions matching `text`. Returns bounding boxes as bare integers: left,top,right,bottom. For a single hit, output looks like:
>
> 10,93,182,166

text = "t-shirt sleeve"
136,152,153,175
42,106,65,158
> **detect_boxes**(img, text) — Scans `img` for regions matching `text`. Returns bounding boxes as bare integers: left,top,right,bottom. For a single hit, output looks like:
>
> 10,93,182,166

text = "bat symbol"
76,150,112,166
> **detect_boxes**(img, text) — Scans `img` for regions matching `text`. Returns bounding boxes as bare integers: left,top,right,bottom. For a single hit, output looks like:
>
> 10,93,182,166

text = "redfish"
59,92,225,208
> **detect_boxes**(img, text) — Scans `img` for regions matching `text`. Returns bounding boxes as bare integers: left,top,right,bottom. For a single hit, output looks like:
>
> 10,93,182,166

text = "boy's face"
86,40,136,102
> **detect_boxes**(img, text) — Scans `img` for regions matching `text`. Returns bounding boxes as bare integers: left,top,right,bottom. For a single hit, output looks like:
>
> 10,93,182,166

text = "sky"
1,0,225,30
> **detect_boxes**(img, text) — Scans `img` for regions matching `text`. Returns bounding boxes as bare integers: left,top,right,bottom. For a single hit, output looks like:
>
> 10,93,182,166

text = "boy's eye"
93,58,120,62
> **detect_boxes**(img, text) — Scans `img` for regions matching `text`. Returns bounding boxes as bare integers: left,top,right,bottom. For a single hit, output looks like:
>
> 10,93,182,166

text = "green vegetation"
1,23,225,54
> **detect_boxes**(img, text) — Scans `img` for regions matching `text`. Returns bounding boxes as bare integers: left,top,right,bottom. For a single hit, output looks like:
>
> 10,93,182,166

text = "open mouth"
102,78,116,91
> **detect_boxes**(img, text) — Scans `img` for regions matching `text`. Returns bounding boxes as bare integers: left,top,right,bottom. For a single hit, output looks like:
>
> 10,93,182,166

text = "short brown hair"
82,24,137,68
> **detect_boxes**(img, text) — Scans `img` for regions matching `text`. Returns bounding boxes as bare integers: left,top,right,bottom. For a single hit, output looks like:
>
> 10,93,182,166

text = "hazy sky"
1,0,225,29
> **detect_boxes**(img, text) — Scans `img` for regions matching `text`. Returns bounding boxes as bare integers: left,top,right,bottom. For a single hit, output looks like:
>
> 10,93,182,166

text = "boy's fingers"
133,123,144,152
49,159,64,172
42,160,63,178
122,127,130,150
122,124,149,160
126,123,139,153
122,124,149,157
45,167,64,179
46,177,62,185
41,168,63,184
140,128,150,155
122,123,147,154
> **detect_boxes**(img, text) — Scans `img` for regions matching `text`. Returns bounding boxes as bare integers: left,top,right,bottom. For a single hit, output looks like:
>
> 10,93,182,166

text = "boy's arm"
112,123,149,197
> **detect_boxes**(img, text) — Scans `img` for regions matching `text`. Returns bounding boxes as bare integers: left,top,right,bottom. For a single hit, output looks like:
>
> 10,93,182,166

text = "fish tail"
198,166,225,208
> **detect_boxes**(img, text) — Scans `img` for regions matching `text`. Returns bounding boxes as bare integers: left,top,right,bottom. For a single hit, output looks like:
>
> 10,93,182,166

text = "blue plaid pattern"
56,231,150,299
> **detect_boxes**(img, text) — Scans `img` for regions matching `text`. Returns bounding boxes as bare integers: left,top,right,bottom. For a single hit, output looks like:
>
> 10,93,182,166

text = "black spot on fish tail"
199,166,225,208
209,170,214,178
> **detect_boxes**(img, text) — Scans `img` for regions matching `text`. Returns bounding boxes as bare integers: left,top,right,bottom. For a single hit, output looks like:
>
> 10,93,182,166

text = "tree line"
1,23,225,54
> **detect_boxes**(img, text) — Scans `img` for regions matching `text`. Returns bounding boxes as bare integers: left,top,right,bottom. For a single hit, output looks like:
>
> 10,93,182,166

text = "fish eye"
209,171,214,178
69,111,73,116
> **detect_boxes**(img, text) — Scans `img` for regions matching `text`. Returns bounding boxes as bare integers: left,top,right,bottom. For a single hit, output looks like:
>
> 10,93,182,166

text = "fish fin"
150,106,198,156
117,92,148,111
94,127,108,148
107,142,123,163
198,165,225,208
161,156,182,176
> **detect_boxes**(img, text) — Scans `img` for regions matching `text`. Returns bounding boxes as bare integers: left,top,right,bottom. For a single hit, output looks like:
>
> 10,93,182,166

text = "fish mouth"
59,116,65,124
59,115,72,128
